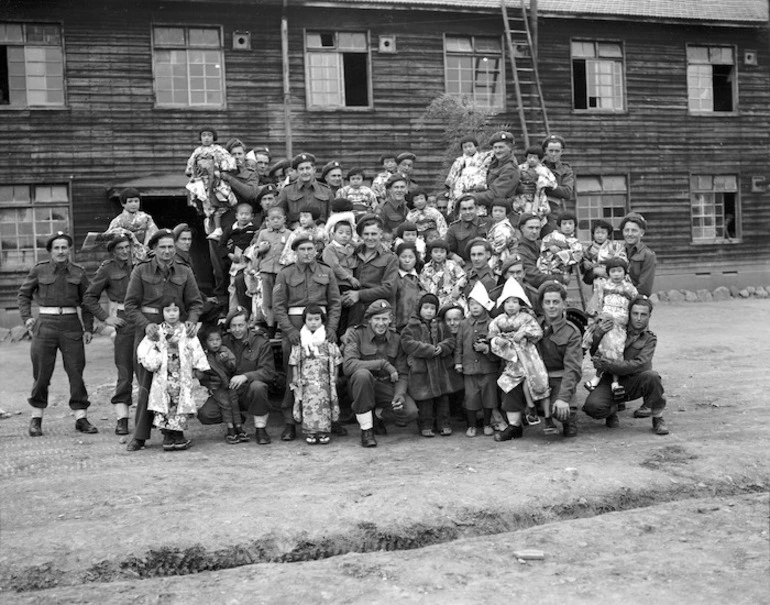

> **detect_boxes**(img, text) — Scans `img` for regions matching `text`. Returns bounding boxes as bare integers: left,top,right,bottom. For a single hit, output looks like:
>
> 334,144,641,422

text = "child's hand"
549,245,560,254
454,364,463,373
349,277,360,288
389,370,399,383
513,333,525,343
258,241,270,252
433,346,442,356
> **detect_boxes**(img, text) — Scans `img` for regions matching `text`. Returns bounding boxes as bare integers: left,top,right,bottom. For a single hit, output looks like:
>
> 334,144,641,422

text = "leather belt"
114,302,126,311
141,306,160,314
38,306,77,315
288,306,326,315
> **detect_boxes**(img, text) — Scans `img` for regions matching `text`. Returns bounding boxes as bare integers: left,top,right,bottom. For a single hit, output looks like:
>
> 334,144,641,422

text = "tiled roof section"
320,0,769,23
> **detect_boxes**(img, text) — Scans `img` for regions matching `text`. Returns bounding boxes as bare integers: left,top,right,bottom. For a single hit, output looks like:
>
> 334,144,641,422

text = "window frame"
0,181,73,272
150,24,227,110
303,29,373,112
686,44,738,115
0,21,67,110
689,173,741,245
570,39,626,114
575,174,630,243
443,33,506,111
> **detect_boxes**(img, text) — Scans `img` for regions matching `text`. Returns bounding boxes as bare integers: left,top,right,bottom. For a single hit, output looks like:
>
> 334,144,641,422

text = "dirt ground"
0,300,768,604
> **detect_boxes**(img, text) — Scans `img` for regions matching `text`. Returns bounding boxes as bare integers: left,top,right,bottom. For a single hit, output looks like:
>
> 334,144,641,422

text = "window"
0,23,64,107
572,40,624,111
445,35,504,109
305,31,370,109
687,46,736,113
690,175,739,243
152,26,224,107
576,175,628,242
0,184,70,270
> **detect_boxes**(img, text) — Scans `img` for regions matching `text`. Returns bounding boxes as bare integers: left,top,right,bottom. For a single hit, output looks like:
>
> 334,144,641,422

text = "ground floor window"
690,175,739,243
0,183,70,270
575,175,628,242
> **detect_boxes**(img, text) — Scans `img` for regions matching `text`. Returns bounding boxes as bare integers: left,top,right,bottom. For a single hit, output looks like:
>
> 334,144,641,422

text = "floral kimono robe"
486,218,520,275
419,259,467,309
513,163,557,222
105,210,159,261
489,311,550,400
583,278,639,361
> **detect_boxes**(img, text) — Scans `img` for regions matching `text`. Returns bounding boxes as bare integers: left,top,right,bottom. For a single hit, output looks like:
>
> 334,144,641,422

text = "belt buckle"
57,307,63,315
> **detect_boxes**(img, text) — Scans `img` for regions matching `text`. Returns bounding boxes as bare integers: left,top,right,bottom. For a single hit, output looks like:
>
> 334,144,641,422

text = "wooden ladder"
501,0,550,149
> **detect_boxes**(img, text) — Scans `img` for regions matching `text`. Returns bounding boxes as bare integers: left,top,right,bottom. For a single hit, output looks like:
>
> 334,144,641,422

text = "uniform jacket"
273,261,341,336
537,314,583,403
542,159,575,214
254,227,290,274
83,258,133,322
590,326,657,377
473,151,520,208
401,314,455,400
462,264,497,300
222,331,277,385
276,179,331,225
519,237,552,301
447,217,489,261
342,324,408,399
625,242,656,297
18,260,94,331
226,166,260,205
454,314,499,375
353,245,399,307
378,196,408,234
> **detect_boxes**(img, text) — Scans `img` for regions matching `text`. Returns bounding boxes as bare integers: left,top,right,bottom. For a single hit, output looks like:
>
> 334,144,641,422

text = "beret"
364,299,392,319
438,303,464,321
291,153,316,169
147,229,175,249
465,237,491,257
396,152,416,163
331,197,354,213
107,233,131,252
268,159,290,177
629,295,654,312
541,134,566,150
224,138,244,153
172,223,191,241
252,147,270,157
518,212,540,228
256,184,278,202
321,161,342,179
619,212,648,232
290,234,315,251
385,173,408,189
488,131,515,146
356,214,384,236
224,305,250,328
45,231,73,251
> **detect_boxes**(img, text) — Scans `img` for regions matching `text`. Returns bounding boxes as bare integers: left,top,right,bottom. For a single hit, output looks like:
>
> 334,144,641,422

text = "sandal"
525,407,540,425
420,428,435,438
306,433,319,445
317,433,331,445
439,427,452,437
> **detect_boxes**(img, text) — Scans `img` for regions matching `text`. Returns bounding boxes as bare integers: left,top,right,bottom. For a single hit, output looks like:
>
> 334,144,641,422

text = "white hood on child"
468,281,494,311
496,278,531,308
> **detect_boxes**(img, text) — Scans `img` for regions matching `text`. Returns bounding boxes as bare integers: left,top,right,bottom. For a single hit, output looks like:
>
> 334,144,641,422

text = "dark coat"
401,314,455,400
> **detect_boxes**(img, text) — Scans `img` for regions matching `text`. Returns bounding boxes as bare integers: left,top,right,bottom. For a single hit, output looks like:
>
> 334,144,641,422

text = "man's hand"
84,332,93,345
595,317,613,337
145,323,160,340
229,375,248,389
326,330,337,344
391,394,405,410
552,399,571,421
184,321,198,338
342,290,360,307
593,354,608,372
287,330,301,346
105,316,126,329
454,363,463,373
389,371,399,383
349,277,361,288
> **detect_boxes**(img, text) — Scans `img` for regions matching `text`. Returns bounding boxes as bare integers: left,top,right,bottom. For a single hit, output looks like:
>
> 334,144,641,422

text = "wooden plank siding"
0,1,768,306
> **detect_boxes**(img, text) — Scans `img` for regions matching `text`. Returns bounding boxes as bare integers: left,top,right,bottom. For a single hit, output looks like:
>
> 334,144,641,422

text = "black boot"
494,424,523,441
115,418,129,435
29,417,43,437
360,428,377,448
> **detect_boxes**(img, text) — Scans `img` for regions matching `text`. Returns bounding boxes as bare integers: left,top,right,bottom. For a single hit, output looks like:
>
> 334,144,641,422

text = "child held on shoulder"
337,168,378,219
486,199,520,276
405,187,448,243
394,222,426,259
582,219,627,283
513,145,557,222
537,212,583,279
280,205,328,265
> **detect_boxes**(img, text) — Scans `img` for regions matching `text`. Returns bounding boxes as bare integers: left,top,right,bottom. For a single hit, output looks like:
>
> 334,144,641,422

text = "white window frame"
0,22,66,108
690,174,740,244
304,30,372,110
571,40,625,113
151,25,226,108
576,175,629,242
0,183,72,271
444,34,505,110
686,45,737,114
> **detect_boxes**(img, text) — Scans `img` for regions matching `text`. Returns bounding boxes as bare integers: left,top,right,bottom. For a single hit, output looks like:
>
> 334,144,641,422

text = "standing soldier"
123,229,203,451
83,234,135,435
540,134,575,236
18,231,97,437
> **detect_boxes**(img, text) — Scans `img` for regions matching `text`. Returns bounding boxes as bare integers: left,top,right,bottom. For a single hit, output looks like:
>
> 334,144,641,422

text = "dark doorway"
141,196,215,294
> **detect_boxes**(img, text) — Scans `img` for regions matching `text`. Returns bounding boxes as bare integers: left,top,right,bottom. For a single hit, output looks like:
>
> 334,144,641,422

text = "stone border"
651,285,769,304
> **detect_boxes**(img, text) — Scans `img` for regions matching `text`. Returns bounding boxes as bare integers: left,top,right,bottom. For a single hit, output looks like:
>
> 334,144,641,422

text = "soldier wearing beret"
82,234,136,435
378,174,409,234
321,160,343,197
123,229,204,451
273,235,342,441
18,232,97,437
342,299,418,447
275,153,332,227
472,131,520,210
395,152,419,193
540,134,575,236
462,238,497,300
223,138,260,208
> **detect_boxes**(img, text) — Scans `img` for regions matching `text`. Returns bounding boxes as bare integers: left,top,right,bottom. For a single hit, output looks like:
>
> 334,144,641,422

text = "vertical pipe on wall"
281,0,293,157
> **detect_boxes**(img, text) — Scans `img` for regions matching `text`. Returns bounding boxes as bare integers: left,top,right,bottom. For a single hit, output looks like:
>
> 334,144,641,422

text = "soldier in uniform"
540,134,575,236
82,234,135,435
123,229,203,451
446,195,489,264
395,152,419,194
342,299,418,448
273,235,341,441
472,131,520,211
18,232,98,437
275,153,332,227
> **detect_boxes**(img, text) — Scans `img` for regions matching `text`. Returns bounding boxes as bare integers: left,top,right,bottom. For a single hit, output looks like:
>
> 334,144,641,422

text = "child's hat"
468,281,494,311
496,277,531,308
418,293,440,312
321,160,342,180
291,153,316,169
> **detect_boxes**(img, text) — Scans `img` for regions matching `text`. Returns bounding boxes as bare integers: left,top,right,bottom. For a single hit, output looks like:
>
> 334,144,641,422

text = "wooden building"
1,0,768,306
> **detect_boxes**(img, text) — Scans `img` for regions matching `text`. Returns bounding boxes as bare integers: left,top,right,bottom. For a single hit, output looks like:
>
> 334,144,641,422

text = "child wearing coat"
136,298,209,451
394,242,424,331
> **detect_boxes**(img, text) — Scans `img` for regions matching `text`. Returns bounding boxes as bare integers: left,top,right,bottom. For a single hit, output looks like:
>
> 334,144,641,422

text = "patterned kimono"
405,207,448,242
280,225,329,265
105,210,159,261
137,322,210,431
289,326,343,435
185,144,237,216
419,259,466,309
537,231,584,276
583,278,639,361
488,311,550,400
445,150,494,214
513,162,557,222
486,218,519,275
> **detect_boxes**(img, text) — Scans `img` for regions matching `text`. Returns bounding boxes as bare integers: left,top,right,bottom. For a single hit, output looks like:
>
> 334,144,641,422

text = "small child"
583,257,638,395
222,203,259,311
247,206,290,337
513,145,557,223
197,325,248,444
419,239,466,309
136,298,209,451
288,305,343,445
537,212,584,279
485,199,520,276
405,187,448,243
582,219,626,280
322,219,359,337
280,205,328,265
325,197,358,242
444,136,494,216
488,279,555,434
401,293,455,437
394,242,424,331
394,221,426,259
337,168,378,219
185,127,237,240
105,188,159,261
371,153,398,202
454,282,500,437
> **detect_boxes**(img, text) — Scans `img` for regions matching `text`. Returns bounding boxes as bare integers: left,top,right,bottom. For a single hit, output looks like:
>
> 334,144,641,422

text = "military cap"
225,138,244,153
268,159,290,177
356,213,384,236
465,237,492,257
331,197,354,213
291,153,316,169
172,223,192,241
364,299,393,319
106,233,131,253
541,134,566,150
517,212,540,228
488,131,515,146
290,234,315,251
45,231,73,251
396,152,416,164
256,184,278,203
224,305,250,328
199,126,217,141
252,146,271,158
321,160,342,180
385,173,408,189
619,212,648,232
147,229,175,249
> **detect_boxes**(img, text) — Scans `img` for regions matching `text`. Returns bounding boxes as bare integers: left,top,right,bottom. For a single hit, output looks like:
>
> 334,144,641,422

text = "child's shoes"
420,428,435,438
483,425,494,436
305,433,319,445
235,425,249,443
317,432,331,445
439,427,452,437
525,407,540,425
543,417,559,435
465,426,477,438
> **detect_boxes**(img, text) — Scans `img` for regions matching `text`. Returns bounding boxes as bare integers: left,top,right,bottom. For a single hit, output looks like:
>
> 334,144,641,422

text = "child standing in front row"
137,298,210,452
197,325,248,444
322,220,359,337
288,305,343,445
454,282,500,437
394,242,424,331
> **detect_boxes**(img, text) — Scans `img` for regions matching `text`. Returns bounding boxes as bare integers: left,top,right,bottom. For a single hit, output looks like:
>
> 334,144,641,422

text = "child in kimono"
582,219,627,282
185,127,237,241
488,279,556,434
105,187,158,261
394,222,426,259
513,145,557,223
537,212,584,279
445,136,494,216
405,187,448,243
337,168,378,219
137,298,209,451
486,199,519,276
289,305,343,445
419,239,466,309
280,205,328,265
371,153,398,202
